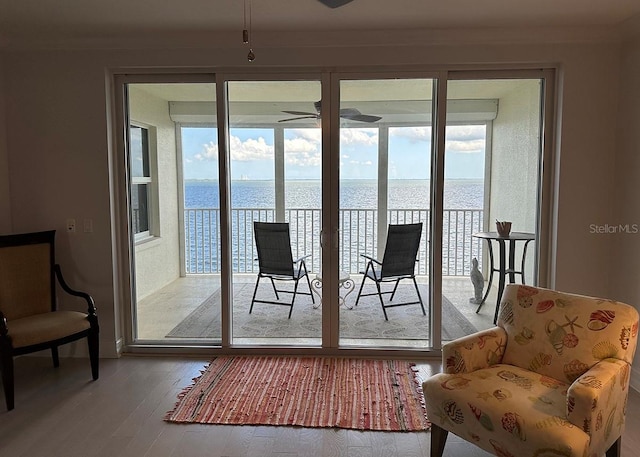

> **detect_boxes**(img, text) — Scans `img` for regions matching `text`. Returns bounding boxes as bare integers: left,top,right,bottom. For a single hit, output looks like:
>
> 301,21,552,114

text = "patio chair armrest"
566,358,631,439
293,254,312,264
442,326,507,374
54,264,97,316
360,254,381,265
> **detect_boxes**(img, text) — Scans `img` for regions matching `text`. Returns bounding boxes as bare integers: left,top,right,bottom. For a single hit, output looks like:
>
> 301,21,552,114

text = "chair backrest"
380,223,423,278
499,284,639,383
0,230,57,321
253,222,295,276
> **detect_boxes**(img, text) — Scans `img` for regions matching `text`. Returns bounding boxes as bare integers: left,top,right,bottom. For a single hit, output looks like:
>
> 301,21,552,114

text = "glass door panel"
442,78,543,341
227,80,322,345
338,78,434,348
127,82,220,343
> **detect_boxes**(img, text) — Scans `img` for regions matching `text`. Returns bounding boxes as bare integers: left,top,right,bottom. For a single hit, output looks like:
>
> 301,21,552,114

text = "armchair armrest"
442,326,507,374
54,264,97,316
566,358,631,441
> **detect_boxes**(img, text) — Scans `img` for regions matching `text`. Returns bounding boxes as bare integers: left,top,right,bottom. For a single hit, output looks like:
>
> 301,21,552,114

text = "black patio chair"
354,223,425,320
250,222,315,319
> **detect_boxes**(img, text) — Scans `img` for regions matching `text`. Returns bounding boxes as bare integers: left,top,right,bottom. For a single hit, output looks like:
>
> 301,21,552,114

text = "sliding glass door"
117,69,553,353
336,77,435,348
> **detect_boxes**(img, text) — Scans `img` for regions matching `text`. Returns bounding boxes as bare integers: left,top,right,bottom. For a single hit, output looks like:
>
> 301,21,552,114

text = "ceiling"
1,0,639,47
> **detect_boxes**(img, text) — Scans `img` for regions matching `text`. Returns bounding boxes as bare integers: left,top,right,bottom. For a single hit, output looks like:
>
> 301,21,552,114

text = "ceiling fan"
317,0,355,8
279,101,382,123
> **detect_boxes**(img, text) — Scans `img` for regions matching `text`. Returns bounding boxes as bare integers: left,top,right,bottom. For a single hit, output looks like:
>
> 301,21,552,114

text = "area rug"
165,356,430,431
166,283,476,341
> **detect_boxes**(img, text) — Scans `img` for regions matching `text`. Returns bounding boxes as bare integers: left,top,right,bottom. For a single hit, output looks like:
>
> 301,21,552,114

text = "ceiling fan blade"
278,115,318,122
317,0,355,8
339,108,382,123
282,110,316,116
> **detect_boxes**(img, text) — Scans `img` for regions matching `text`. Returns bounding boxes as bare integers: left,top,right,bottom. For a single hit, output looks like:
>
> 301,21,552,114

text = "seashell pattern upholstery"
423,284,638,457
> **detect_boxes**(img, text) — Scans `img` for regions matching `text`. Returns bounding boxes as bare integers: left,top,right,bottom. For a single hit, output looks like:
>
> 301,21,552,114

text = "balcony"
135,206,501,347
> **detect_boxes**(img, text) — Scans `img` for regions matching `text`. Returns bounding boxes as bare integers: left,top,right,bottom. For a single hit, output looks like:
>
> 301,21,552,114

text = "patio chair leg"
376,281,389,320
249,277,261,314
306,275,315,304
390,279,400,301
413,277,426,315
289,279,300,319
270,277,279,300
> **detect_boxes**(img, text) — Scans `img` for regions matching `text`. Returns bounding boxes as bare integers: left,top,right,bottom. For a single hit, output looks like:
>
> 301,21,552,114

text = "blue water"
183,179,484,275
184,179,483,209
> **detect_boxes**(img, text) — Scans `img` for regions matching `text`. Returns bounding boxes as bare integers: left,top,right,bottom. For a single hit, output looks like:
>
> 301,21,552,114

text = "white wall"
490,80,541,284
0,31,633,358
128,86,181,301
613,31,640,390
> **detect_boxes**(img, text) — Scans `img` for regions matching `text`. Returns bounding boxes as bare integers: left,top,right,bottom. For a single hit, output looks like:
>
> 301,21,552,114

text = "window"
130,124,155,240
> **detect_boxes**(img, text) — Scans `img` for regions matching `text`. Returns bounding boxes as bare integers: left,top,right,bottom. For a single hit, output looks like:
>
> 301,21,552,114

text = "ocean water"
183,179,485,275
184,179,484,209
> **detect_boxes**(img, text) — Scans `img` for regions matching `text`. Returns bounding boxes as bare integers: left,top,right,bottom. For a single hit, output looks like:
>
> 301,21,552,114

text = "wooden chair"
354,223,425,320
0,230,99,411
249,222,314,319
422,284,638,457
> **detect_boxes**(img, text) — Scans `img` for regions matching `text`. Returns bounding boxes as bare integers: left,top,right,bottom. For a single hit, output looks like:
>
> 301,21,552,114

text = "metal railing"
184,208,484,276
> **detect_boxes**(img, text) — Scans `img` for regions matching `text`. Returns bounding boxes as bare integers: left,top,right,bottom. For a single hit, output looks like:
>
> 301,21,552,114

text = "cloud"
445,126,486,154
194,135,274,162
446,139,485,154
340,128,378,146
390,126,430,142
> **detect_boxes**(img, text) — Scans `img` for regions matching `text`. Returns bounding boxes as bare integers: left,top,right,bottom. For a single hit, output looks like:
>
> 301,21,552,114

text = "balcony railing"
184,208,484,276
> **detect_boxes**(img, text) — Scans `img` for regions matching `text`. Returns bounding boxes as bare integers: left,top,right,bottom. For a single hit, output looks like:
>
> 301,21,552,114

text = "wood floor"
1,356,639,457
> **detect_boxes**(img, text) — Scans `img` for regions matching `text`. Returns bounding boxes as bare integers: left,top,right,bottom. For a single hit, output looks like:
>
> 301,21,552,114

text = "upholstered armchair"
423,284,638,457
0,230,99,411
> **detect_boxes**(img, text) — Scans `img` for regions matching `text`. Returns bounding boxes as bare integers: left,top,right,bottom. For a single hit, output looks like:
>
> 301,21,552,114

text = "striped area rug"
165,356,430,431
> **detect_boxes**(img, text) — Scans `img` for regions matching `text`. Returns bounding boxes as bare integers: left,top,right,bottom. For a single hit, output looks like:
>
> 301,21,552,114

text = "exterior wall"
128,87,181,301
613,31,640,390
489,80,541,284
0,33,630,358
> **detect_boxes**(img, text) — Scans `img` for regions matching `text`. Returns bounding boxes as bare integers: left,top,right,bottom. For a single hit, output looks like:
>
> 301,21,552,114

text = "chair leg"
355,275,367,307
413,277,426,315
390,279,400,301
249,276,261,314
376,281,389,321
606,437,622,457
51,346,60,368
270,278,279,300
304,272,315,304
88,329,100,380
0,347,14,411
430,424,448,457
289,279,300,319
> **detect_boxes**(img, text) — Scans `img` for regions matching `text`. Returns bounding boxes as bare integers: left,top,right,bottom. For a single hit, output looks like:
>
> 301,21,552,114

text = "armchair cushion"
6,311,91,348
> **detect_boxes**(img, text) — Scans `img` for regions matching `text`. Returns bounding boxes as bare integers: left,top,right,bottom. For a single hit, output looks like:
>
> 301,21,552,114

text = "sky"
181,124,486,181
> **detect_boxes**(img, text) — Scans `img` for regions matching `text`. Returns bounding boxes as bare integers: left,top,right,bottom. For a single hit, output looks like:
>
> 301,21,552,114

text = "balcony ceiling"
0,0,639,48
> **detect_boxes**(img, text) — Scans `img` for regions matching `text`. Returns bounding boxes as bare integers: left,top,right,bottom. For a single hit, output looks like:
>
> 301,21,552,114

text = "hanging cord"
247,0,255,61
